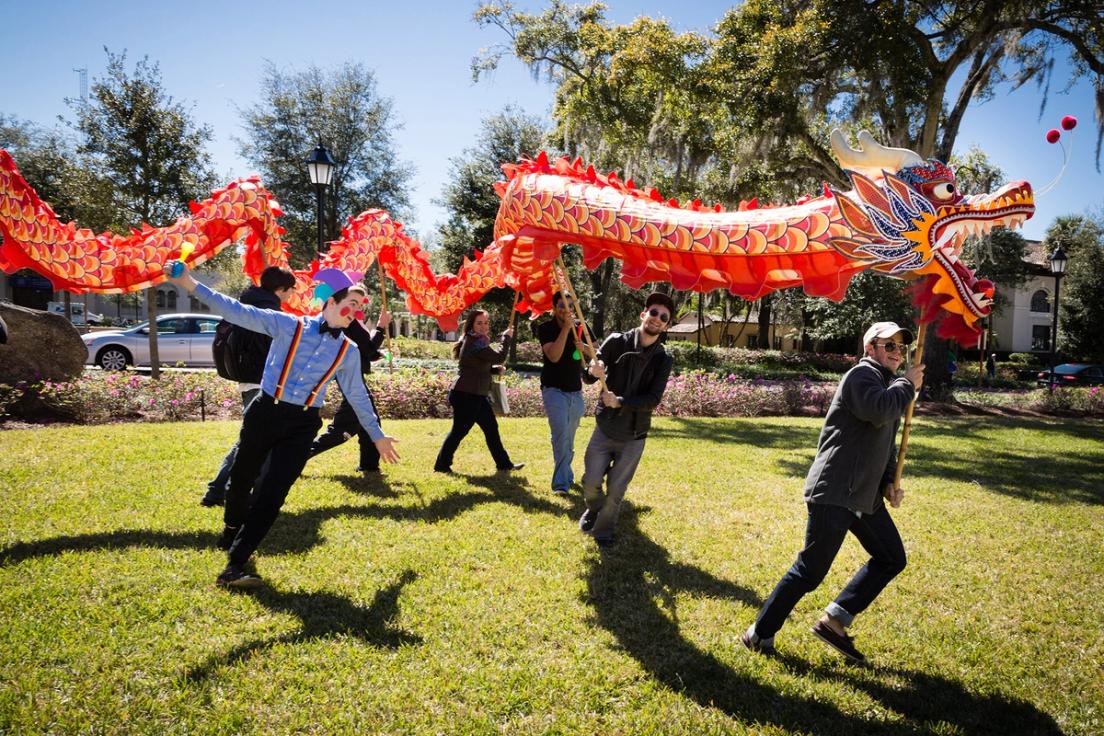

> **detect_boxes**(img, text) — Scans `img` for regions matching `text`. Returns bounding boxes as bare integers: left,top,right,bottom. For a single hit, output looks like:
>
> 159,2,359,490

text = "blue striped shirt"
193,283,384,441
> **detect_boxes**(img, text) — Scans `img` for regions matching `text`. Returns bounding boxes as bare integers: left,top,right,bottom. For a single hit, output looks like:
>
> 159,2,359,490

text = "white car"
82,313,223,370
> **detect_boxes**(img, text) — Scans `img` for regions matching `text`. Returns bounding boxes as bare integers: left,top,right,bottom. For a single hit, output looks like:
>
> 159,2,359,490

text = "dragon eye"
931,182,956,200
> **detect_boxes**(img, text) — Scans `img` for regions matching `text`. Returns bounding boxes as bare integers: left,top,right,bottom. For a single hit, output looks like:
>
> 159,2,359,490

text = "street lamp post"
1048,246,1068,389
305,141,336,258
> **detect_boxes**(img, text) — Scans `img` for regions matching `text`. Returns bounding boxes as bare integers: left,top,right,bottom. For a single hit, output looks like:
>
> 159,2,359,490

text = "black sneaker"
594,535,617,550
356,466,381,474
215,564,262,589
811,620,865,663
497,463,526,471
216,525,240,551
200,490,225,507
552,487,570,496
579,509,598,533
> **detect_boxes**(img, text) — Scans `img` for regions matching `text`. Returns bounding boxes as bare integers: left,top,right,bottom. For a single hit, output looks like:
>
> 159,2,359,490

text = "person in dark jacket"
578,292,675,549
200,266,296,507
742,321,925,663
308,307,391,474
433,308,523,474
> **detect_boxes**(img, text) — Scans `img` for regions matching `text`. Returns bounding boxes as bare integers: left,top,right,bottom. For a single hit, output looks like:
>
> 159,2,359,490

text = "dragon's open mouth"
929,180,1035,318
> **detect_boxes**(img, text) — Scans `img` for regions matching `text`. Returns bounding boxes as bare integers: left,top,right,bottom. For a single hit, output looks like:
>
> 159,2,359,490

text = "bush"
1006,352,1045,367
664,341,856,379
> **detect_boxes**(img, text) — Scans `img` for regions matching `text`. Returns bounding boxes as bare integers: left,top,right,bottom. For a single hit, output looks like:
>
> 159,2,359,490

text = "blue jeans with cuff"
541,387,585,491
753,501,906,640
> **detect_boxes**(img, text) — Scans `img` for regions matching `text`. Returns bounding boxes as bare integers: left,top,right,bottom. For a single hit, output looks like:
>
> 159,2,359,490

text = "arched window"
156,290,166,308
166,290,177,310
1030,290,1050,313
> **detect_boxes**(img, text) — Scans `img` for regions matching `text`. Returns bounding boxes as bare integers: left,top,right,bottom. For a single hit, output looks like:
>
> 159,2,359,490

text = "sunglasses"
647,308,671,323
877,341,906,353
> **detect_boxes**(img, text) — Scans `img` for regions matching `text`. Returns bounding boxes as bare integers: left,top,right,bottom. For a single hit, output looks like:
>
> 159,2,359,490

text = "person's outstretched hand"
374,436,401,463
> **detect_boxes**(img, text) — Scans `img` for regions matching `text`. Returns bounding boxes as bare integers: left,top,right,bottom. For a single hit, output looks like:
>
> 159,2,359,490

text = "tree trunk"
588,260,614,338
146,288,160,379
922,336,953,402
756,293,772,349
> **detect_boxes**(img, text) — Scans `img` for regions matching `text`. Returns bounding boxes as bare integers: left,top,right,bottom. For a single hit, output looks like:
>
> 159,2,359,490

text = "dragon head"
827,130,1034,344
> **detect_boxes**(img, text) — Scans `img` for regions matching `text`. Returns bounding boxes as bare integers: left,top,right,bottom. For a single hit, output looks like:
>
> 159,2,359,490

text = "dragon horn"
830,129,924,175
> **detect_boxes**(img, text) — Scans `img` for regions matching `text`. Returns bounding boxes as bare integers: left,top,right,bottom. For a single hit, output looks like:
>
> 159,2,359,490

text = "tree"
0,115,117,233
69,49,217,378
436,107,549,348
475,1,1103,381
803,273,915,354
239,62,413,266
1045,214,1104,362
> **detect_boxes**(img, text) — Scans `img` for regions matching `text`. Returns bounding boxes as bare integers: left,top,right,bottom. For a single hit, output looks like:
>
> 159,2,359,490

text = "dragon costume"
0,130,1033,343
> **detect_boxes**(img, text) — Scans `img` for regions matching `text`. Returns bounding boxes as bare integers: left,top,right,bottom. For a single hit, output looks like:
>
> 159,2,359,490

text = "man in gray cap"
742,321,924,663
579,292,675,549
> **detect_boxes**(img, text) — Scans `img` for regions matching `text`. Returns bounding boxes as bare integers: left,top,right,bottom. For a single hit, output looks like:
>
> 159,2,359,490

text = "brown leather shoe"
811,620,865,663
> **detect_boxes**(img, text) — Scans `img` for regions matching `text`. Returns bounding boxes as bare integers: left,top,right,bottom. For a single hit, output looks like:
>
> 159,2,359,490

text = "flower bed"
4,368,1100,426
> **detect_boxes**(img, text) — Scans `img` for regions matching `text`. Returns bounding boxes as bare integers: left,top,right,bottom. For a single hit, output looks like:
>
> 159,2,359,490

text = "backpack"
212,320,268,382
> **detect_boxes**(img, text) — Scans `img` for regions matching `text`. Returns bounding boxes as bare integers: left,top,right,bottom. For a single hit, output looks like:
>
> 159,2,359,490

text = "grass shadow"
332,472,401,498
582,504,1063,734
649,416,822,448
777,659,1066,735
185,569,421,683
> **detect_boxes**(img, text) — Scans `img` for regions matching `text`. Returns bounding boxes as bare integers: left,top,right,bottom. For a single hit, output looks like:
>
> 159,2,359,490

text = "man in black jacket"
578,292,674,549
200,266,296,507
307,307,391,474
742,321,925,663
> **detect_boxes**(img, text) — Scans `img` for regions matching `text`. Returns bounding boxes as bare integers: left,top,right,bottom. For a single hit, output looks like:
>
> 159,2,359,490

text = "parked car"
1036,363,1104,387
81,313,223,370
48,300,104,325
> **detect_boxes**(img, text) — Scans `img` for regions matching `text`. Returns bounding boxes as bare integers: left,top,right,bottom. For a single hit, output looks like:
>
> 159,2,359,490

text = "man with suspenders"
168,261,400,588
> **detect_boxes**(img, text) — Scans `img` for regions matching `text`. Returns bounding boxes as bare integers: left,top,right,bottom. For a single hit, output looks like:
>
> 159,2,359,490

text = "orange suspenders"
273,319,305,402
273,318,350,409
306,339,350,408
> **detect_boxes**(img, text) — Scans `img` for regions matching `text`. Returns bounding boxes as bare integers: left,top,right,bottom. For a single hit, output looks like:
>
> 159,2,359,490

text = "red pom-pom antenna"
1061,115,1078,131
1046,129,1061,144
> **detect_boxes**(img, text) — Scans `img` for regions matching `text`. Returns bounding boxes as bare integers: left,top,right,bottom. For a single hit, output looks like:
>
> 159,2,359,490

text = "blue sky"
1,0,1100,244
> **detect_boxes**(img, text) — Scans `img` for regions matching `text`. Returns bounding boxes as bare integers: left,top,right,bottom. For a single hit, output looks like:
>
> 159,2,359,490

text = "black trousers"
434,389,512,471
224,393,322,566
754,502,907,638
309,385,381,471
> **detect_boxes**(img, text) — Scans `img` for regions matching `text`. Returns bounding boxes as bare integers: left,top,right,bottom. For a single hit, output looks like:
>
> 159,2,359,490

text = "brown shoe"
811,620,865,663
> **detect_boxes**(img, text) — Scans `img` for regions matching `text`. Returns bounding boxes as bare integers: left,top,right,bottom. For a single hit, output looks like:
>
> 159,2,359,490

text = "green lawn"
1,416,1102,735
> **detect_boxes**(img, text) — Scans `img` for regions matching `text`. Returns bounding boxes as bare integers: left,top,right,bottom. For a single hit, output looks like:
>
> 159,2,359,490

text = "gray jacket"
804,357,916,514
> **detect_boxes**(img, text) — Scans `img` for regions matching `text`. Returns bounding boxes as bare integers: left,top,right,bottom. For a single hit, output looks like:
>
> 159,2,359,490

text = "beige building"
987,240,1062,355
666,310,802,350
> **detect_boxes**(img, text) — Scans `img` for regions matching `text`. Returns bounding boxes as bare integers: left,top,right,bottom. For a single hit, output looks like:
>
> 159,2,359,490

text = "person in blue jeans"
742,321,925,663
538,292,593,494
201,266,296,507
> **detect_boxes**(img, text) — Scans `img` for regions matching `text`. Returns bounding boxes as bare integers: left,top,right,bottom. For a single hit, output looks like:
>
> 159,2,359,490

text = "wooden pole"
553,256,607,393
507,288,521,331
378,265,393,373
893,320,928,489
